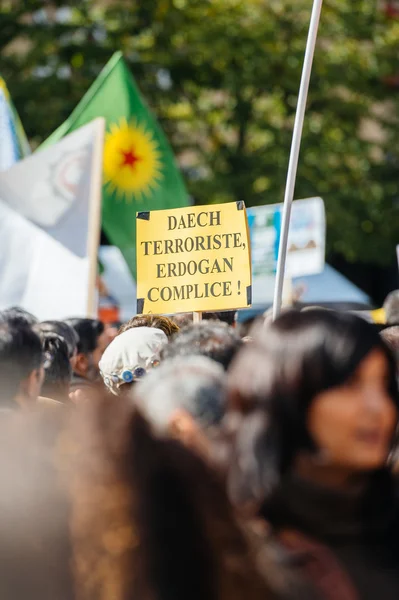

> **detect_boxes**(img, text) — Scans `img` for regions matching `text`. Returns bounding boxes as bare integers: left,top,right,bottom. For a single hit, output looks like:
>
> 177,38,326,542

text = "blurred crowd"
0,291,399,599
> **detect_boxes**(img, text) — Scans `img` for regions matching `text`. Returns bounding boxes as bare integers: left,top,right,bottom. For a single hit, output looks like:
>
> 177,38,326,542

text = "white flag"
0,199,89,320
0,78,31,171
0,118,104,319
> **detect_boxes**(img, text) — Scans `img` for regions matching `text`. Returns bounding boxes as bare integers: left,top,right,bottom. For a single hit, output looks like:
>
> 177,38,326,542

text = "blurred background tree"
1,0,399,297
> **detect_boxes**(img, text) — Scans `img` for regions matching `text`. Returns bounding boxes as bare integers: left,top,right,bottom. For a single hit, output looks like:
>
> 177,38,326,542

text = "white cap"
99,327,168,394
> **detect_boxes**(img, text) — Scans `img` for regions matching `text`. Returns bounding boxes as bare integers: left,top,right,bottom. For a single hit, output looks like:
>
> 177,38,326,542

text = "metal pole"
272,0,323,320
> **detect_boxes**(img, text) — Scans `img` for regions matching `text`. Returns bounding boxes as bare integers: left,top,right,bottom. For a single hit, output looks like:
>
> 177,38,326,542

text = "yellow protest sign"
136,202,252,314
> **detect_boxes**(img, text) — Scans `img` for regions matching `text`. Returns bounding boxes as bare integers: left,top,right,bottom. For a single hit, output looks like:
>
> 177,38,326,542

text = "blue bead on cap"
133,367,146,379
122,370,134,383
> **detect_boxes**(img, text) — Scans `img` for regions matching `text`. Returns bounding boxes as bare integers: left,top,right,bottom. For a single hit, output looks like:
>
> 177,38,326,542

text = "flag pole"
86,117,105,318
272,0,323,321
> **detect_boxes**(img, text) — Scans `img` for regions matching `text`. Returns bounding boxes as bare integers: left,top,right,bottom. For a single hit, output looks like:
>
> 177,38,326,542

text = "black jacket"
262,470,399,600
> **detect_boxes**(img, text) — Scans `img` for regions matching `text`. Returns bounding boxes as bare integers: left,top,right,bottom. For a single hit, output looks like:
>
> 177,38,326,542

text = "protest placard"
248,197,325,304
248,197,325,277
136,201,252,314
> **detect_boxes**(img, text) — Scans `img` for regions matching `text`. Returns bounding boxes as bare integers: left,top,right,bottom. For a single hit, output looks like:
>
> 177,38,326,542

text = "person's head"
135,356,226,460
162,321,242,371
170,313,194,329
384,290,399,326
119,314,179,339
0,321,44,408
59,390,276,600
236,316,264,340
99,327,168,395
0,389,284,600
65,318,108,381
103,322,119,343
0,307,38,328
227,310,399,504
381,326,399,368
36,331,72,403
203,311,237,326
36,321,79,361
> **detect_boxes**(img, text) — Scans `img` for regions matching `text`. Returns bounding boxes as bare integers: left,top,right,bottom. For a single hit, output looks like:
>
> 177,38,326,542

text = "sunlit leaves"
1,0,399,263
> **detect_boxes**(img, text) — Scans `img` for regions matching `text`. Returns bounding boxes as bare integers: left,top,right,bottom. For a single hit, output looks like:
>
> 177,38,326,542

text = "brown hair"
58,390,279,600
119,315,179,339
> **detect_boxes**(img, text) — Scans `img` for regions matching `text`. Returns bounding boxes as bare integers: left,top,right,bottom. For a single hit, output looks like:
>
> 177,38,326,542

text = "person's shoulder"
245,519,322,600
37,396,64,409
70,376,92,391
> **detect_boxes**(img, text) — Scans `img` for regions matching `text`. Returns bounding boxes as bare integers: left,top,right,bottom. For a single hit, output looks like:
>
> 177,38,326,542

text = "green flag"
43,52,189,277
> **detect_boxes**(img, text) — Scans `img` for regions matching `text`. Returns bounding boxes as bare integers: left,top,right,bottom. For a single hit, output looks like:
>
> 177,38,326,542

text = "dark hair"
0,307,38,328
162,321,242,371
384,290,399,326
65,318,104,355
0,322,43,406
37,332,72,402
119,314,179,339
37,321,78,359
227,310,399,502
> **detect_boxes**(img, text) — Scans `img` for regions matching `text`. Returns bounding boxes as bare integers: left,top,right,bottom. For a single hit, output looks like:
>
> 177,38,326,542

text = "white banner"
0,119,103,257
0,199,89,320
0,119,104,319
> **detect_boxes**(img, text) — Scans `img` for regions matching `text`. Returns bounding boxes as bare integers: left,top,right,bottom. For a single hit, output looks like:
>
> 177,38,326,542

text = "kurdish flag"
0,76,30,171
44,52,189,277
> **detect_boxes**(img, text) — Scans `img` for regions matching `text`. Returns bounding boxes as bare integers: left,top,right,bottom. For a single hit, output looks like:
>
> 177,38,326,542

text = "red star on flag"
121,147,141,169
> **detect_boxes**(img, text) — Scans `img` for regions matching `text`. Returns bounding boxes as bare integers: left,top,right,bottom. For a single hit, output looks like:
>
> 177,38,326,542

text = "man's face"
92,330,112,372
85,330,112,381
74,330,112,382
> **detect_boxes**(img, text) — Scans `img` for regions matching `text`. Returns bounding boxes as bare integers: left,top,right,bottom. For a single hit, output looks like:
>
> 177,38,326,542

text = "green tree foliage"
1,0,399,265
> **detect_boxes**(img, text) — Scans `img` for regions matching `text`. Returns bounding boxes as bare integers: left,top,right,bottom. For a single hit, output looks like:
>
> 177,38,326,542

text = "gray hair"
134,356,226,433
384,290,399,326
161,320,242,371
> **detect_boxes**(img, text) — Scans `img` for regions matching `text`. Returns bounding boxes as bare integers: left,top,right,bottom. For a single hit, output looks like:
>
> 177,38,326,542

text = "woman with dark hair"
227,310,399,600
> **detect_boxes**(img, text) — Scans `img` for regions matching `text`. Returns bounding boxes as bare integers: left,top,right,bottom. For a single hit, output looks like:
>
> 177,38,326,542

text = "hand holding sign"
136,201,252,314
